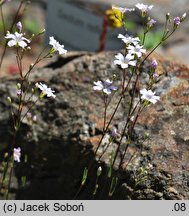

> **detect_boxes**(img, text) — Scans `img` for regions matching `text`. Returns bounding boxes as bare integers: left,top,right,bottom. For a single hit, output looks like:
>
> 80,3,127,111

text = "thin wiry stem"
0,6,6,35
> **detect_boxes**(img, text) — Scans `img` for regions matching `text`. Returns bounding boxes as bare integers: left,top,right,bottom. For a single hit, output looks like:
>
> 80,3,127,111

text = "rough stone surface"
0,51,189,199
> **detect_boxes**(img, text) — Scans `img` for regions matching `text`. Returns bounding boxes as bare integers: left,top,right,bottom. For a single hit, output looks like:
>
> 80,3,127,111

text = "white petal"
103,88,112,95
58,48,67,55
129,60,137,66
23,37,30,43
114,60,122,65
150,99,157,104
126,53,134,60
121,63,128,69
104,79,112,85
115,53,124,60
118,34,125,39
140,88,147,95
154,95,160,100
5,33,15,39
136,52,142,57
18,41,27,48
7,40,16,47
93,86,103,91
94,81,103,86
148,5,154,10
110,85,118,91
49,36,56,45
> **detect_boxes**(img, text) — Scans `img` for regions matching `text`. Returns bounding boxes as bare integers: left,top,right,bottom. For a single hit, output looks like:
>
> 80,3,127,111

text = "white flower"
136,3,153,13
5,32,30,48
114,53,136,69
93,79,117,95
128,44,146,58
112,6,135,13
36,82,56,98
49,36,67,55
140,88,160,104
13,147,21,163
118,34,140,45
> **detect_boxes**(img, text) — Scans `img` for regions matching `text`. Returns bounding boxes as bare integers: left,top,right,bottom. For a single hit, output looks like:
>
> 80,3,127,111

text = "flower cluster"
136,3,153,13
114,35,146,69
112,5,135,14
112,3,153,16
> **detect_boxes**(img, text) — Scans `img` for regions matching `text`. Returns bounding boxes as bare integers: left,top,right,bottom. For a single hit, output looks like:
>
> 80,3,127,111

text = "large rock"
0,51,189,199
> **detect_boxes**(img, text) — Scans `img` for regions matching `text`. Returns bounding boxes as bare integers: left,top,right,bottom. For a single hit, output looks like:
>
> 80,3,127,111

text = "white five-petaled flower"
49,36,67,55
93,79,117,95
118,34,140,45
114,53,137,69
128,44,146,58
112,6,135,13
136,3,153,13
36,82,56,98
140,88,160,104
5,32,30,48
13,147,21,163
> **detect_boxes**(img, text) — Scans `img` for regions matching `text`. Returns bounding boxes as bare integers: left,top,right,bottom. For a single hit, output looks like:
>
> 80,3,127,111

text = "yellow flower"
105,7,123,28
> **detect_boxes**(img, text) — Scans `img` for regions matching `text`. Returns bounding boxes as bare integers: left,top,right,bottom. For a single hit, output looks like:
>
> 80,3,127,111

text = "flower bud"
148,19,156,28
144,133,150,139
111,127,118,138
29,63,34,70
166,13,170,21
31,88,35,94
97,166,102,176
181,13,187,21
7,96,12,104
33,115,37,122
16,21,22,32
151,59,158,68
27,46,31,51
153,73,159,80
26,112,32,119
173,17,181,26
17,89,22,96
17,83,21,89
38,29,46,35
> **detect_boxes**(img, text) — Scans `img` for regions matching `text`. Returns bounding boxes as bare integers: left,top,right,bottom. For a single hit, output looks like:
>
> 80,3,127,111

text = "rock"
0,51,189,199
